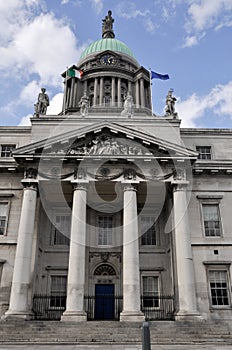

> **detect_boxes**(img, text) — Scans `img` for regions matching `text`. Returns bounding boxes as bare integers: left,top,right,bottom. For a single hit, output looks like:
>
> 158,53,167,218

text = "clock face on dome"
100,54,117,66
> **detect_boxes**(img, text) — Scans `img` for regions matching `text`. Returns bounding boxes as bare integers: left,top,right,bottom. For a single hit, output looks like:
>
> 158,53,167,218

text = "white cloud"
144,18,156,33
90,0,103,14
0,13,80,87
116,2,155,33
183,0,232,45
18,114,32,126
116,3,150,20
61,0,70,4
182,35,199,48
47,93,64,115
19,80,42,107
177,81,232,127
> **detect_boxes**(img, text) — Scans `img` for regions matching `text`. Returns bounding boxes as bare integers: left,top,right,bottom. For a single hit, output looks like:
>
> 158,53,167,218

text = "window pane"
141,217,156,245
52,215,70,245
196,146,211,160
209,270,230,306
1,145,16,158
98,216,113,245
202,204,221,237
51,276,67,294
142,276,159,308
0,203,7,235
50,276,67,308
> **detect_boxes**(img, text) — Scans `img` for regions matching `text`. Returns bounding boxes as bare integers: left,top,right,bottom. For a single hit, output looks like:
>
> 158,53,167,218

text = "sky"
0,0,232,128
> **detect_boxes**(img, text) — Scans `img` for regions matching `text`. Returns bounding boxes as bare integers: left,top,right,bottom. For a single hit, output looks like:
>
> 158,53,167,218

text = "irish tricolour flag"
67,68,83,79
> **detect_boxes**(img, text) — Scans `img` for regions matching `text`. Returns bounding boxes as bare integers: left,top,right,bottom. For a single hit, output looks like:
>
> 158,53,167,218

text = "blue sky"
0,0,232,128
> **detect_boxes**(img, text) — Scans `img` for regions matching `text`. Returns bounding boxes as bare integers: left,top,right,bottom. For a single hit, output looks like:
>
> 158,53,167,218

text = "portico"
3,120,201,322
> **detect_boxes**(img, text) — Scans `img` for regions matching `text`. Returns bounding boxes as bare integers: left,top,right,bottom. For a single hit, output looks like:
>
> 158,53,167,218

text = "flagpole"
149,68,154,115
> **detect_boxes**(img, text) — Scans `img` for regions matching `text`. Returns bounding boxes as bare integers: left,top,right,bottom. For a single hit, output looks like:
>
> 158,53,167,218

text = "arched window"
94,264,116,276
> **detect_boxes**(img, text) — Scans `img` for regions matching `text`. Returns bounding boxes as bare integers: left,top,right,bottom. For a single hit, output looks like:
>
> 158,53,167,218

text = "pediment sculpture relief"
67,136,153,156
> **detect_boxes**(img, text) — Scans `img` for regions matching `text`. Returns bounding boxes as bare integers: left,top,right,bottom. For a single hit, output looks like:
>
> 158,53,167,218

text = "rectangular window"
141,216,156,245
51,214,70,245
50,275,67,308
0,203,8,235
196,146,211,160
98,216,113,246
1,145,16,158
208,270,230,307
202,204,221,237
142,276,159,308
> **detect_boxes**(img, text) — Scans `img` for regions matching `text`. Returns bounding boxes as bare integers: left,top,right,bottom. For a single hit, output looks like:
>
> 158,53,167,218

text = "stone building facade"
0,12,232,322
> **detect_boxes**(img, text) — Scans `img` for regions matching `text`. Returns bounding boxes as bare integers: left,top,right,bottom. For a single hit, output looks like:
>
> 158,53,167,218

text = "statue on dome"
121,91,134,117
79,91,89,116
165,89,177,117
34,88,50,116
102,10,115,38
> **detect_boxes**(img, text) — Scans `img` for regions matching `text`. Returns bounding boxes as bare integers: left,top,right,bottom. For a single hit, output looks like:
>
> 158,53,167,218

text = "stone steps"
0,320,232,345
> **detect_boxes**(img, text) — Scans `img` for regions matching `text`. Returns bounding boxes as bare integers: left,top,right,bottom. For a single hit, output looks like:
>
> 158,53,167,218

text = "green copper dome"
80,38,136,60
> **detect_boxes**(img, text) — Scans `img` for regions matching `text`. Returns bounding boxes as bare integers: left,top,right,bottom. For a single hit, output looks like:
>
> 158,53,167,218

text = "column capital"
172,181,189,192
71,181,89,192
21,179,38,190
22,167,38,190
121,183,137,192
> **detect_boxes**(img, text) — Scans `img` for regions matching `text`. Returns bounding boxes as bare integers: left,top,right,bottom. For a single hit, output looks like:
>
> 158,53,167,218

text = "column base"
175,311,203,321
120,310,145,322
2,310,34,321
61,311,87,322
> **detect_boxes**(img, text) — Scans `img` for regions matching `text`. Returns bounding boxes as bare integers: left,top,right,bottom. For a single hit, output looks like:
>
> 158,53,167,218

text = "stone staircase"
0,320,232,345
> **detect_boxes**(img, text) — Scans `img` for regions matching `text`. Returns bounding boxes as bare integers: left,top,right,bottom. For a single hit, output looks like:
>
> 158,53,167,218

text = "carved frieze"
67,135,153,156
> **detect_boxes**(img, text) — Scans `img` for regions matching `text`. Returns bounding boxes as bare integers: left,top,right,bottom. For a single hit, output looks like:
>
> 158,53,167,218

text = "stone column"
4,180,38,319
93,78,98,106
61,182,88,322
117,78,122,106
135,80,140,107
140,78,145,107
99,77,104,106
120,184,145,322
111,77,115,106
172,181,201,320
70,78,75,108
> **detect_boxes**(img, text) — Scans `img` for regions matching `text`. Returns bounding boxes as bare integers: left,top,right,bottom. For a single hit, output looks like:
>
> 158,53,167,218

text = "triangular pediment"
13,121,198,162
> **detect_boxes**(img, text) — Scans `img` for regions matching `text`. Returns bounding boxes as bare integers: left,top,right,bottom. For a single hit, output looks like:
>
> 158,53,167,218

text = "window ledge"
197,195,223,199
209,307,232,311
203,261,231,265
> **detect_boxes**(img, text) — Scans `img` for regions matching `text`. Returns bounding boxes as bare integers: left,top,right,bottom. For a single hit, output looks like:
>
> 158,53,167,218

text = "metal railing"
32,294,66,320
32,294,174,321
141,295,175,320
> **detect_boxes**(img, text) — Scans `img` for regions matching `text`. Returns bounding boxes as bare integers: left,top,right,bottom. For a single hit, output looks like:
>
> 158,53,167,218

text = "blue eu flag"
151,71,169,80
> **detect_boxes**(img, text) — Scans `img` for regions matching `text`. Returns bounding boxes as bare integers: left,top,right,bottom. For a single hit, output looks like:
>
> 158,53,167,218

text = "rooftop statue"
121,91,134,117
79,91,89,117
34,88,50,116
102,10,115,38
165,89,178,118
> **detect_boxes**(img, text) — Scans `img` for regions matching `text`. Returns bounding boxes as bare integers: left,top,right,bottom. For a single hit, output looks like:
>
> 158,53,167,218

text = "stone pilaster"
172,181,201,320
120,183,145,322
99,77,104,106
111,77,115,106
4,180,38,320
93,78,98,106
117,77,121,106
135,80,140,107
61,182,88,322
140,78,145,107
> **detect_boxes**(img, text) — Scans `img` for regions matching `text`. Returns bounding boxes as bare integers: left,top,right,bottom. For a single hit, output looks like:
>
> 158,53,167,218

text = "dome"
80,38,136,61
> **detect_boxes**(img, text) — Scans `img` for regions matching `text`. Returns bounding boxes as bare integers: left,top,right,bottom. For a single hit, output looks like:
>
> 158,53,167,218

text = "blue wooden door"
95,284,115,320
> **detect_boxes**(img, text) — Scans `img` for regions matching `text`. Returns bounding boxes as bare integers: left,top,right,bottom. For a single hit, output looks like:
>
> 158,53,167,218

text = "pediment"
13,121,198,163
